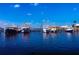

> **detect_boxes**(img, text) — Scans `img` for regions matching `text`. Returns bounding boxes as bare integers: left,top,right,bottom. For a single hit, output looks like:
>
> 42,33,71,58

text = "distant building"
73,24,79,31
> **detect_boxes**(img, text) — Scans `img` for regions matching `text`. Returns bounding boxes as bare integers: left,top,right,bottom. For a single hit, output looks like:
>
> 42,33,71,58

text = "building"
73,24,79,31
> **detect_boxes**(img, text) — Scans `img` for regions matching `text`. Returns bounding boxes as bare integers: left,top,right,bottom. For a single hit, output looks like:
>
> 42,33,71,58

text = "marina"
0,22,79,54
0,3,79,55
1,23,79,34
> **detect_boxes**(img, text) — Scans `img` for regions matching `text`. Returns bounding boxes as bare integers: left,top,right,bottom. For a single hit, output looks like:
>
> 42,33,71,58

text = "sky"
0,3,79,27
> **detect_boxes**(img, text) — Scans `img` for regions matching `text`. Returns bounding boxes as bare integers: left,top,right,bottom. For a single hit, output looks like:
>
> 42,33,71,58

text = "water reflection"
74,32,79,37
50,33,57,39
22,33,30,40
1,32,79,54
0,33,5,47
3,32,19,48
66,32,72,38
43,32,57,40
20,33,30,48
66,32,79,39
43,33,50,40
5,33,18,40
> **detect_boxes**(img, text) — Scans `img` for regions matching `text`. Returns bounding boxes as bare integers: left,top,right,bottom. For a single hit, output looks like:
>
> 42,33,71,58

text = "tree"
73,20,77,24
72,20,77,27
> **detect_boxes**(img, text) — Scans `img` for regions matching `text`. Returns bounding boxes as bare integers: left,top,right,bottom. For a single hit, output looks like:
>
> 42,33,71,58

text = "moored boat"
43,28,50,33
5,25,18,34
48,26,58,33
21,23,31,33
21,27,30,33
65,27,73,32
50,28,57,33
42,24,50,33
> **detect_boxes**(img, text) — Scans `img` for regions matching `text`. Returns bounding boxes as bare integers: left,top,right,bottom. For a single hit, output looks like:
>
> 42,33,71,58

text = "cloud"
33,3,39,6
73,8,77,11
14,4,20,8
26,13,32,16
41,12,44,15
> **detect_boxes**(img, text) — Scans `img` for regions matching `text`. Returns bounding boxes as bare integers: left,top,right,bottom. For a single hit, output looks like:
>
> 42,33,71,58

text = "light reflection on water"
66,32,73,39
22,33,30,40
50,33,57,39
0,32,79,54
43,33,49,40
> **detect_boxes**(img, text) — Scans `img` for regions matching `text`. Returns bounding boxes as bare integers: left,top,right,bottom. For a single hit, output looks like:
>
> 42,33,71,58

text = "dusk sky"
0,3,79,27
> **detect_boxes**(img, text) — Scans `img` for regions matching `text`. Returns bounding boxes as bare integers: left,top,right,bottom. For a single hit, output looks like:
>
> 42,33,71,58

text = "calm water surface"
0,32,79,54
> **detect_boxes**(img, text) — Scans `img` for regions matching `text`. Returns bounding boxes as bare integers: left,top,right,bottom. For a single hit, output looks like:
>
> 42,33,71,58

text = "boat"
42,24,50,33
43,28,50,33
18,28,21,33
48,26,57,33
5,25,18,34
50,28,57,33
21,27,30,33
43,28,47,33
65,27,73,32
21,23,31,33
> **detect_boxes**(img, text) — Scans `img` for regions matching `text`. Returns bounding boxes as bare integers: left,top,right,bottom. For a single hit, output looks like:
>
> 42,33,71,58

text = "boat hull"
50,30,58,33
5,29,18,34
46,30,50,33
43,29,50,33
22,28,30,33
65,30,73,32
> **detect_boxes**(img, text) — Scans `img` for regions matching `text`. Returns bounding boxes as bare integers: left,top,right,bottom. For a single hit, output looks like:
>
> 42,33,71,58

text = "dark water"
0,32,79,55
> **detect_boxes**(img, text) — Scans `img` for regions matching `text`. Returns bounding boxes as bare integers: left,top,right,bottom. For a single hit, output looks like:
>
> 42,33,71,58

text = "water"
0,32,79,54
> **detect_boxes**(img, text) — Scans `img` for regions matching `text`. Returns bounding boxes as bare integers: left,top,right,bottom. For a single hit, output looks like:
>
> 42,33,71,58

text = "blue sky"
0,3,79,27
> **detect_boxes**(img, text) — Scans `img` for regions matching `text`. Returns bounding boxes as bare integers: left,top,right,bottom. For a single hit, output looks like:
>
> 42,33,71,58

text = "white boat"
65,27,73,32
21,27,30,33
43,28,50,33
43,28,47,33
42,24,49,33
21,23,31,33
